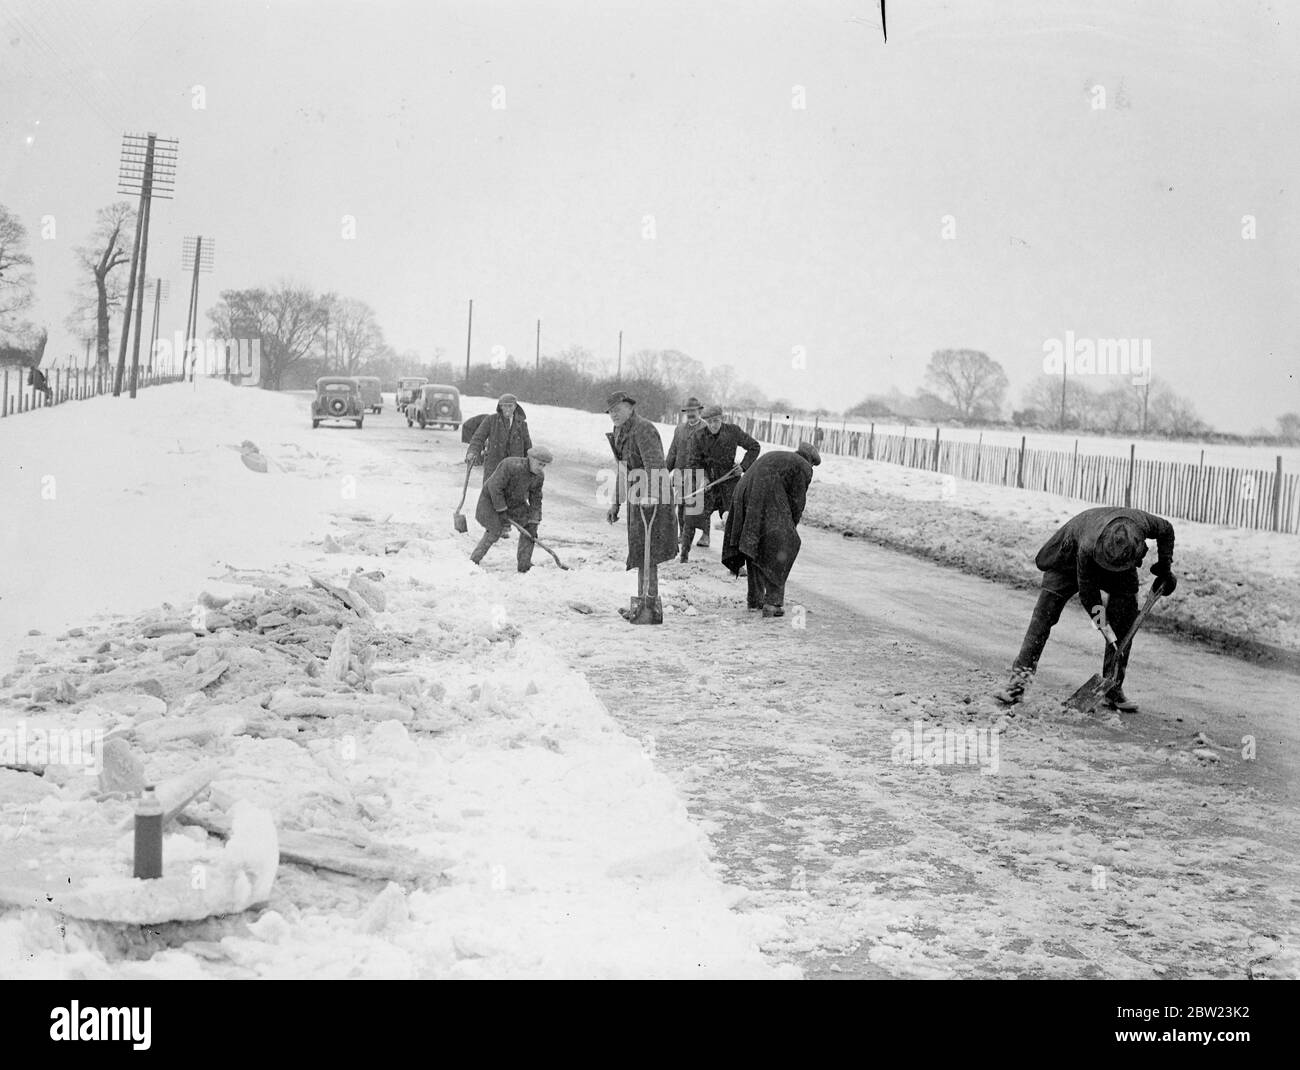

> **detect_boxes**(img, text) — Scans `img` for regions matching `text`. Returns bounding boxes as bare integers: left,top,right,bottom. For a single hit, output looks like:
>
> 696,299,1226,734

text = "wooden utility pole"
617,329,622,381
127,136,156,398
113,195,144,396
535,318,540,370
181,236,212,381
464,299,473,387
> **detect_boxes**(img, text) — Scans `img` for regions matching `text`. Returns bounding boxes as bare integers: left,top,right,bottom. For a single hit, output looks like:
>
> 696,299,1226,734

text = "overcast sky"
1,0,1296,431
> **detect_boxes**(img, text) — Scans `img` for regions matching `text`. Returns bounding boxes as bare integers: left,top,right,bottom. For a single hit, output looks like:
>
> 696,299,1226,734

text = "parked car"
312,377,365,429
406,384,461,430
354,376,383,413
396,376,427,411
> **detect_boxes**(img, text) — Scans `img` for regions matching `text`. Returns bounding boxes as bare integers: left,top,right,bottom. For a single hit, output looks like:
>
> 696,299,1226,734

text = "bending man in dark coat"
466,393,532,538
605,390,678,622
721,441,819,617
470,446,552,571
993,506,1177,711
666,396,705,559
681,404,760,561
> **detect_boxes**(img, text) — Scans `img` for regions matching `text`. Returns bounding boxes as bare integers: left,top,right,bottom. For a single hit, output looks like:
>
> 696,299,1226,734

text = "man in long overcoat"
683,404,760,560
721,441,819,616
993,506,1177,711
605,390,678,622
466,393,532,538
470,446,552,571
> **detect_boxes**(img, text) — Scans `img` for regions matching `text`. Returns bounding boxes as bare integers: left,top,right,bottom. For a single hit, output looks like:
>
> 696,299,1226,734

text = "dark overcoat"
721,450,814,586
468,401,532,484
686,422,761,514
475,456,543,530
1035,506,1174,610
611,412,678,570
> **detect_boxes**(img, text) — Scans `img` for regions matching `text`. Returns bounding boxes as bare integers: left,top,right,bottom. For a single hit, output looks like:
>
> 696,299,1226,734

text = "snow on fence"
730,412,1300,535
0,365,183,417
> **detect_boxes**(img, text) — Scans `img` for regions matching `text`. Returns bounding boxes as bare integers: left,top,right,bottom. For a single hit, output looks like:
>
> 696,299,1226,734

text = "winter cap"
605,390,636,410
527,445,553,464
498,393,518,406
701,404,724,420
796,441,822,466
1095,518,1144,571
681,396,703,411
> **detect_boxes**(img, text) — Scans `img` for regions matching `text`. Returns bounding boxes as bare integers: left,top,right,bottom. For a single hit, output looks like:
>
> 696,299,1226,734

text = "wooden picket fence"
730,412,1299,535
0,365,183,417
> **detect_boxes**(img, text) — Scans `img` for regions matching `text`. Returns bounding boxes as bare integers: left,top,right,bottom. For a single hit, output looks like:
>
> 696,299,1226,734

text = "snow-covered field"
733,413,1300,470
0,381,792,978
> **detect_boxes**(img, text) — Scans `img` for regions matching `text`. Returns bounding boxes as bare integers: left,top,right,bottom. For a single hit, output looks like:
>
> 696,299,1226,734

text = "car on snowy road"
311,377,365,429
396,376,427,410
354,376,383,413
405,383,461,430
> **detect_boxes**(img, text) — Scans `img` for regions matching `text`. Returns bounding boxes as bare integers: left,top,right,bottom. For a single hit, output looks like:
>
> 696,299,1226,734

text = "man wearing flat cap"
470,445,553,572
605,391,678,621
993,506,1177,710
681,404,760,562
467,393,532,538
721,442,820,617
666,396,706,558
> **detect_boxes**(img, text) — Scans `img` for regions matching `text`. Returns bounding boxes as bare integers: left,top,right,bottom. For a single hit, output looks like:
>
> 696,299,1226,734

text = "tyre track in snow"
386,421,1300,979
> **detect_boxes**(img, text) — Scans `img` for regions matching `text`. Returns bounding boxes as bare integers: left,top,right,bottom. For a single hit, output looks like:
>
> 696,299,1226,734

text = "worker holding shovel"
469,446,553,572
605,391,678,623
993,507,1177,711
682,404,760,561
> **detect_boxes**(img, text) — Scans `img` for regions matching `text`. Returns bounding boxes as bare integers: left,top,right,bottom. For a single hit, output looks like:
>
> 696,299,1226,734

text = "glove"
1090,606,1118,645
606,503,620,524
1151,561,1177,596
466,450,479,465
497,511,510,530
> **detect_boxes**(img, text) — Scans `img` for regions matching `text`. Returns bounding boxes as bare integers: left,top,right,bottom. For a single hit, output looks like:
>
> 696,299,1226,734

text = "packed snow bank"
458,395,1300,660
0,381,792,978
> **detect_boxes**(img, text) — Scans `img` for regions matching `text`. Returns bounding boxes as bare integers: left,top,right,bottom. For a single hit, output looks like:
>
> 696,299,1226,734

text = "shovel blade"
1063,673,1110,712
453,512,467,533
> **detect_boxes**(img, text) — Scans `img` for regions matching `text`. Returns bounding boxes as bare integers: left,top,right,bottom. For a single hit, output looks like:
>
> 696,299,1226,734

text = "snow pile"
0,381,793,978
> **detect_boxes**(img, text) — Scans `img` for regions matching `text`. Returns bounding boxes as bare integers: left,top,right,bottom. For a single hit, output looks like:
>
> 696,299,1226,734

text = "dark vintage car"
354,376,383,414
396,376,427,410
406,384,461,430
312,377,365,429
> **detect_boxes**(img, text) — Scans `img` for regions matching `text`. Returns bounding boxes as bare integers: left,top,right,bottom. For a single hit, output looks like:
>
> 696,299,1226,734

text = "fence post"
974,432,982,482
933,427,941,471
1273,455,1284,532
1070,439,1079,498
868,422,875,459
1016,435,1026,489
1125,443,1135,507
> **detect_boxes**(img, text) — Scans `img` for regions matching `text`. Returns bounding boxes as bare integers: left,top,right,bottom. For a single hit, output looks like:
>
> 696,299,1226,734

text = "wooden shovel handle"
1112,586,1162,659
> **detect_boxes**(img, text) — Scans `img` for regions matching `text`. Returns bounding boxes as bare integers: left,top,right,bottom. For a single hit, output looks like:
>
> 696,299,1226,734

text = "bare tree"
1146,381,1208,436
555,344,605,377
708,363,738,406
1022,375,1097,430
328,296,385,374
924,349,1008,421
208,283,328,388
1278,412,1300,444
0,204,36,334
66,202,136,369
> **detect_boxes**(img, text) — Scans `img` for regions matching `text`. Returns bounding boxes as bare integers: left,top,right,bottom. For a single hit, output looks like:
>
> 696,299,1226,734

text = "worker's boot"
993,667,1034,706
761,604,784,618
1103,686,1139,713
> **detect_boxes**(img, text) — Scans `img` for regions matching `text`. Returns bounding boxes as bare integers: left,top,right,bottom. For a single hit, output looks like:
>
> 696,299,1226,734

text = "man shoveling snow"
469,446,553,572
993,506,1177,711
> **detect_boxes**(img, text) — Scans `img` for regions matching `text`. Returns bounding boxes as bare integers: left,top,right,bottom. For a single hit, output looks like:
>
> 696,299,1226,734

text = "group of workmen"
460,389,1179,712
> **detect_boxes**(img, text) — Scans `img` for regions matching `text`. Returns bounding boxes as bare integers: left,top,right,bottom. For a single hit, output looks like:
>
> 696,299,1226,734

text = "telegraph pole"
464,299,473,387
181,236,214,382
617,329,623,381
535,318,540,370
113,132,177,397
146,278,168,372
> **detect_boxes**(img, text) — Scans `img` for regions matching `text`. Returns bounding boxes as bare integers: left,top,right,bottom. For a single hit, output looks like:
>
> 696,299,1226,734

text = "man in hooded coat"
721,441,819,617
993,506,1177,711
